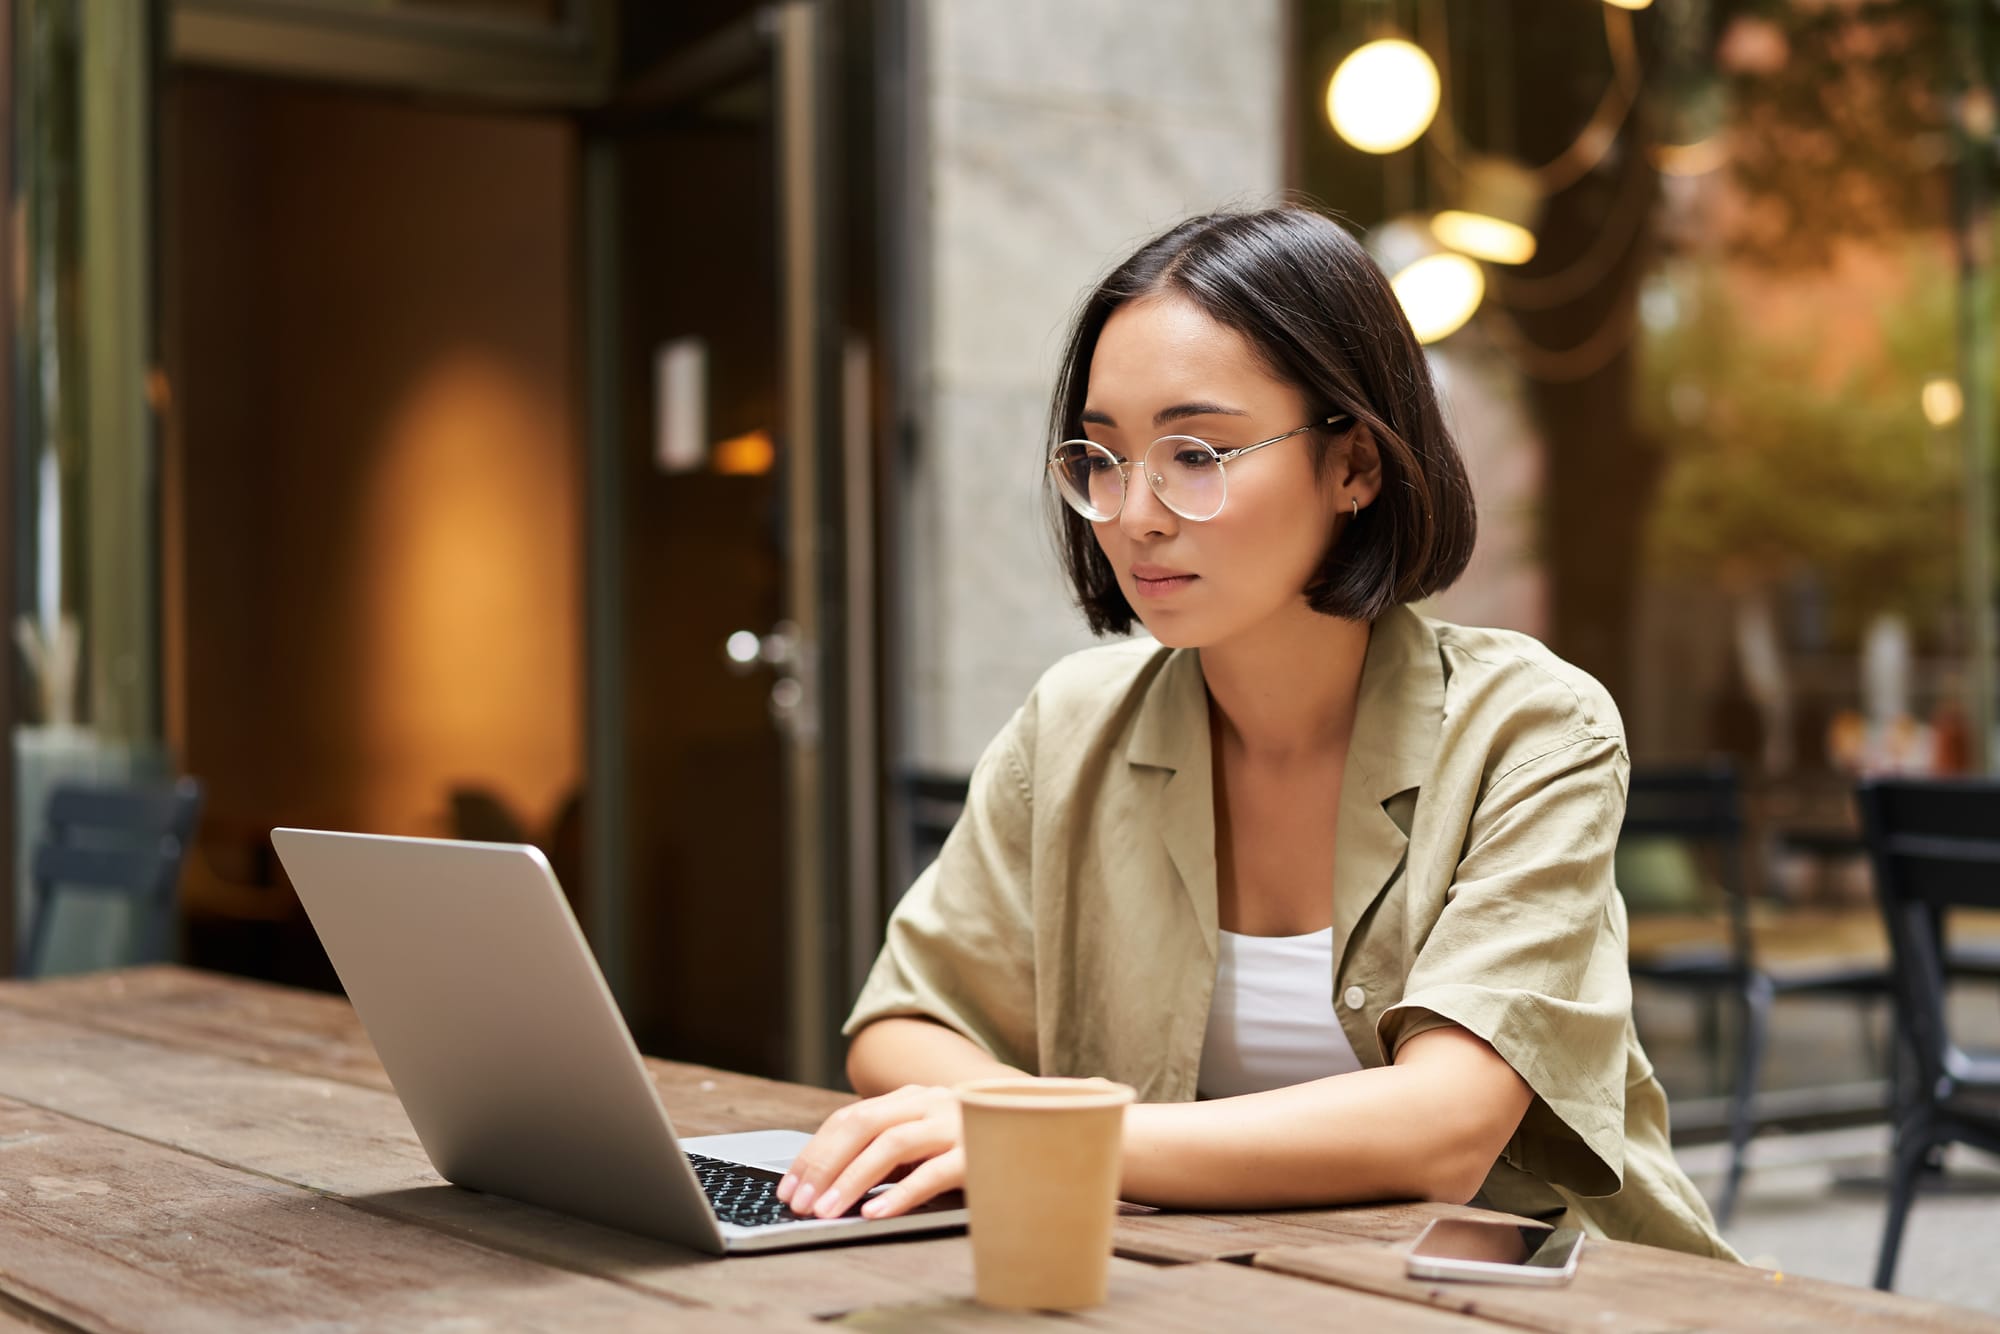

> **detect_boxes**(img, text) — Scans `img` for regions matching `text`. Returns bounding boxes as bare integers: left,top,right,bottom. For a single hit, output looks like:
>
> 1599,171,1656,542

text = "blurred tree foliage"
1703,0,1958,269
1639,251,1966,646
1638,0,1987,648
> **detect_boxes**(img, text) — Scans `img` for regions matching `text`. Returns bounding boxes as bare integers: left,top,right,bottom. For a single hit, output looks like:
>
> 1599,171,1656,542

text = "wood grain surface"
0,967,1983,1331
1255,1234,2000,1333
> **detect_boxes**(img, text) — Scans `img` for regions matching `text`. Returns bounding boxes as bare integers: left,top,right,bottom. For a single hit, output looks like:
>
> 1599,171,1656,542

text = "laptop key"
685,1152,857,1229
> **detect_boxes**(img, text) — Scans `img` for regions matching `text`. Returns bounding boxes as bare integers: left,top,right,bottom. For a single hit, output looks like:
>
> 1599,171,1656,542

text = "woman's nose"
1118,462,1177,539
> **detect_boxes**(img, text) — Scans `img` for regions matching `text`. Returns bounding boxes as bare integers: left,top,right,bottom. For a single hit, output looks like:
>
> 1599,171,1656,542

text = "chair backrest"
900,770,970,881
21,777,206,976
448,787,529,846
1856,777,2000,1096
1620,761,1753,957
1622,761,1745,842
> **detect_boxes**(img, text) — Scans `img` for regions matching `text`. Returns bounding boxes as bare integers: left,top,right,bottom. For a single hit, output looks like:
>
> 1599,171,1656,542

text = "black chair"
898,770,970,888
447,786,531,846
1620,762,1888,1226
1856,777,2000,1291
17,778,205,977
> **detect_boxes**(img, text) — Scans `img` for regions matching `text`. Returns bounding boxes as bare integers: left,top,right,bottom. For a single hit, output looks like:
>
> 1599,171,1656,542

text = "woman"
774,207,1732,1259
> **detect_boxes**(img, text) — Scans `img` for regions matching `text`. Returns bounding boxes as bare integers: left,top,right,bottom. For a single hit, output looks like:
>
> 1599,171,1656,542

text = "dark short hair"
1045,207,1476,634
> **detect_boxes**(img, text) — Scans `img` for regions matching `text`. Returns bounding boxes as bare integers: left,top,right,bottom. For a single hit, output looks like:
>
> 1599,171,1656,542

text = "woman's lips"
1131,565,1198,597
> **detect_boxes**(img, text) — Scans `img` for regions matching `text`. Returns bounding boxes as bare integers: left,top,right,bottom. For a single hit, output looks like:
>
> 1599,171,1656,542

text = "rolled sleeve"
843,709,1038,1070
1378,734,1631,1197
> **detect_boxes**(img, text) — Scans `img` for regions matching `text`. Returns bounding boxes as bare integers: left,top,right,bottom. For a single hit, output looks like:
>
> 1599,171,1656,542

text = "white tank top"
1196,927,1363,1099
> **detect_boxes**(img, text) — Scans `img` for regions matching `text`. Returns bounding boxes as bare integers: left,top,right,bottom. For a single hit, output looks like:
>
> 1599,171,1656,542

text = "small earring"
1350,498,1360,519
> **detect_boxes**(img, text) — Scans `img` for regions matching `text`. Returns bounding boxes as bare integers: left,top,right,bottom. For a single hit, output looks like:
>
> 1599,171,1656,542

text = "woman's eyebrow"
1079,401,1250,429
1155,401,1250,426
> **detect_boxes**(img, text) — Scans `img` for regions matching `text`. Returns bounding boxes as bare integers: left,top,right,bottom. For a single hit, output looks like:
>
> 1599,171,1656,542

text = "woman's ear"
1332,423,1384,511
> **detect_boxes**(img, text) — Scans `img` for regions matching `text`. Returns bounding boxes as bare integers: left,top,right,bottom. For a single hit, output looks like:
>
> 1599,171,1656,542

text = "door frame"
0,0,15,972
155,0,884,1083
582,2,868,1086
169,0,615,107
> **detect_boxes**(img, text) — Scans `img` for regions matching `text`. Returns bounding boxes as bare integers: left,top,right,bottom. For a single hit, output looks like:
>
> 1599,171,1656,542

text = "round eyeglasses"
1047,415,1352,523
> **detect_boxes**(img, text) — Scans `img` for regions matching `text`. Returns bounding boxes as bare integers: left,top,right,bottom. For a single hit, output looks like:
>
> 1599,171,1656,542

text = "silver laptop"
270,827,968,1254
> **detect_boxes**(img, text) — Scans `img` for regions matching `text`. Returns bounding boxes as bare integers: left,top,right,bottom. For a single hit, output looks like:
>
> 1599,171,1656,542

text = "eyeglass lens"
1049,436,1227,522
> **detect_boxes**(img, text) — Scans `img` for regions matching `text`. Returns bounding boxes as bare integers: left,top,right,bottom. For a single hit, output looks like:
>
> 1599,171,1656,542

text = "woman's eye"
1176,449,1218,470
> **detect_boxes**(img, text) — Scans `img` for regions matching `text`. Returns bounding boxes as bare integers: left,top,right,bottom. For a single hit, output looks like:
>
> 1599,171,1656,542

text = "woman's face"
1081,293,1362,650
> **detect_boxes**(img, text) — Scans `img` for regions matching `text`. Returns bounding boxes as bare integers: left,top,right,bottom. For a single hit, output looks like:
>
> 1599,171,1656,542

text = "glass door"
8,0,166,973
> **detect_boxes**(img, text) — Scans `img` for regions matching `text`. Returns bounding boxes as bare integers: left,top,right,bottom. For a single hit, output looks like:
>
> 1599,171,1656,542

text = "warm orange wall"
166,75,580,855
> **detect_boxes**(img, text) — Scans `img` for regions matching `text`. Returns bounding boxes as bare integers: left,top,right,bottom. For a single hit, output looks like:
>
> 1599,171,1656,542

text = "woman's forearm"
1120,1028,1532,1209
845,1016,1025,1096
845,1020,1528,1214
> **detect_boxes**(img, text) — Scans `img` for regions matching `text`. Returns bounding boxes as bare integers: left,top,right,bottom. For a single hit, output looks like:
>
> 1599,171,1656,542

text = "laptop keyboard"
686,1152,846,1229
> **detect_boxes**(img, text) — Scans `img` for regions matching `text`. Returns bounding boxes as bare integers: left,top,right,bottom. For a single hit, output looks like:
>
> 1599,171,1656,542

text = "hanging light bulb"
1431,156,1541,265
1604,1,1654,10
1369,216,1485,345
1922,377,1964,428
1326,38,1440,154
1392,253,1485,343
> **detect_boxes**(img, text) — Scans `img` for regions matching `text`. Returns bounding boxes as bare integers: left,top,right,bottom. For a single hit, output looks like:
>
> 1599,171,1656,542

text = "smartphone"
1404,1217,1584,1285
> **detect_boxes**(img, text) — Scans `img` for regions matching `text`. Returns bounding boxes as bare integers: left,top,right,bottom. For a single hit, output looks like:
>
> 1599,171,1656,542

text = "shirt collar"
1125,606,1446,969
1344,602,1446,805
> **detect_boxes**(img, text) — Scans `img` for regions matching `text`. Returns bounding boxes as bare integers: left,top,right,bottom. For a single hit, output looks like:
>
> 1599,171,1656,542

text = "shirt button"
1343,985,1367,1011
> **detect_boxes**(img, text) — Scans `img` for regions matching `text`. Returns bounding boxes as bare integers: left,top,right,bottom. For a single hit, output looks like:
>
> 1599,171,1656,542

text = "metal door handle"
723,620,818,742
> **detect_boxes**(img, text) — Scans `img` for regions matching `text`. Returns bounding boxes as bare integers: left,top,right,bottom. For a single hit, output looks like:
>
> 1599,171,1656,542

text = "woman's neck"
1198,608,1372,762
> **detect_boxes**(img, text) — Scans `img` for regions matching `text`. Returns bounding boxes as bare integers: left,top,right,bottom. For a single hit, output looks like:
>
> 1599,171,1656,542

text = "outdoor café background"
4,0,1996,1091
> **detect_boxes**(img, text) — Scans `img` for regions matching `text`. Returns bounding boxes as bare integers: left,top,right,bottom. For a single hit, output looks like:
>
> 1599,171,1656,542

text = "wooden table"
0,967,1989,1332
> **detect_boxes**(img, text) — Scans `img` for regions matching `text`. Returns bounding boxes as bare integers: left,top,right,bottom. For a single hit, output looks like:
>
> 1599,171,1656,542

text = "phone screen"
1409,1219,1582,1269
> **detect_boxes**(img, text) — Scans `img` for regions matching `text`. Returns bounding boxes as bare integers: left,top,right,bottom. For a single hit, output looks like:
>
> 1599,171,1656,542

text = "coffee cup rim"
954,1076,1137,1110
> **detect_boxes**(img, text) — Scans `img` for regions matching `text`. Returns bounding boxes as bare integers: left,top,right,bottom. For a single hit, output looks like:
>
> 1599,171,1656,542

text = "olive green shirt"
847,604,1734,1260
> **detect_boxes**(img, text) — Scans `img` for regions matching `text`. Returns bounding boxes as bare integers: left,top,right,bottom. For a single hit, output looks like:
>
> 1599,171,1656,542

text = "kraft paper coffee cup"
955,1077,1136,1311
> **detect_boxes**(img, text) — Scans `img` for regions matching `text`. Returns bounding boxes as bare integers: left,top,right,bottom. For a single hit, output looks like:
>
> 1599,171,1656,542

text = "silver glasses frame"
1047,414,1353,523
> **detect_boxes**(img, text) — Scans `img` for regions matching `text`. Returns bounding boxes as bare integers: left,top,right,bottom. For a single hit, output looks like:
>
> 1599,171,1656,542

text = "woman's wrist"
846,1016,1023,1096
1117,1100,1191,1203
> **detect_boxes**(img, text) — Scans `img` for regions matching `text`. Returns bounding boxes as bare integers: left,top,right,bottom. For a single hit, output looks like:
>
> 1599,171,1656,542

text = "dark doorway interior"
156,0,886,1084
161,72,584,987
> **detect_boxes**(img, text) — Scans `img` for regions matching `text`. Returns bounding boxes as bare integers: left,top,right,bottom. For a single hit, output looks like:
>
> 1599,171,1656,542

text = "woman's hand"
775,1084,966,1220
